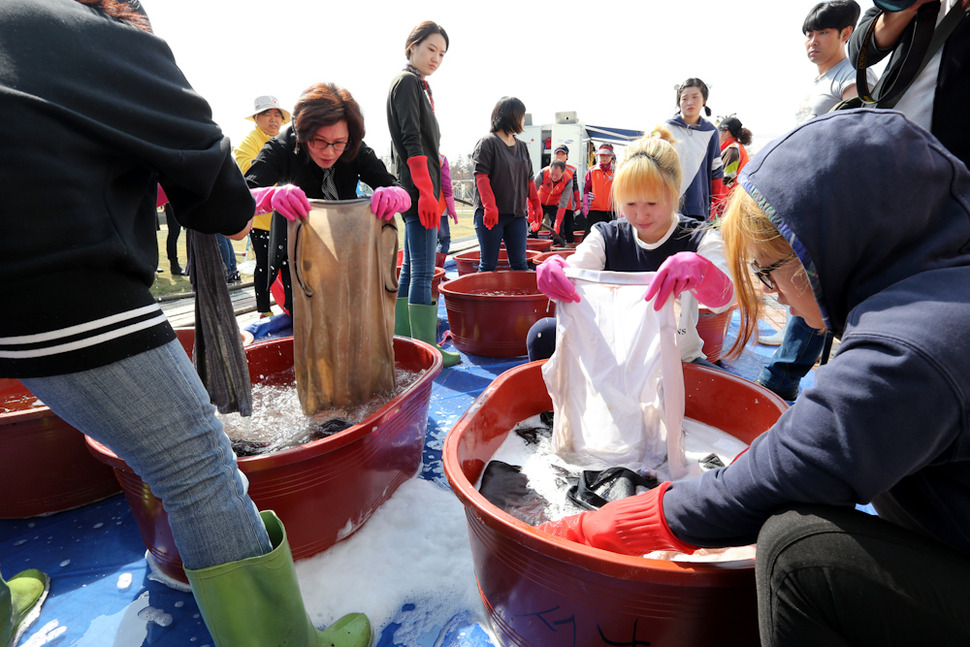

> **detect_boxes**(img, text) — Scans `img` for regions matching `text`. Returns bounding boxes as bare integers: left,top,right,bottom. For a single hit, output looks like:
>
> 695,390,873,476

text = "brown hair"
405,21,449,58
75,0,152,32
720,189,797,357
292,83,365,161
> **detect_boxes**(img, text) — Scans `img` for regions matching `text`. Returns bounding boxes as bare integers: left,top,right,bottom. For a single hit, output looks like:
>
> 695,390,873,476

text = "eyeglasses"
750,255,795,290
306,138,349,152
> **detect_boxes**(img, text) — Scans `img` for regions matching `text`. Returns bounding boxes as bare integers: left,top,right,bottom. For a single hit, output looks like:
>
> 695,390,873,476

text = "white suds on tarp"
294,478,486,640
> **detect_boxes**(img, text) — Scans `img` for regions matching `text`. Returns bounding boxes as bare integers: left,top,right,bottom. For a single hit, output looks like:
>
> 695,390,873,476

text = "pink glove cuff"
536,255,580,303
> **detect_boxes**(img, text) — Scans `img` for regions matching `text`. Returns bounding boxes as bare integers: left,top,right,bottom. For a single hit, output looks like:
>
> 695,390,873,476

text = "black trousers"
249,228,271,312
757,505,970,647
164,203,181,262
585,209,614,234
541,204,574,243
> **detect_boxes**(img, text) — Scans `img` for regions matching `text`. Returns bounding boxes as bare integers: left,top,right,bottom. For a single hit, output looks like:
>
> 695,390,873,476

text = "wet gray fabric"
187,230,252,416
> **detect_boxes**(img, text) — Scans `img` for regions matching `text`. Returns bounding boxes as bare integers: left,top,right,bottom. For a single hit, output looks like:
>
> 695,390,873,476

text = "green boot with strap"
408,303,460,367
1,568,49,647
184,511,372,647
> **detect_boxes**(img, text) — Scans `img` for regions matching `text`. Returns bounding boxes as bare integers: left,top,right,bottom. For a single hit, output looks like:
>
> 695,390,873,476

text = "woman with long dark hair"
0,2,372,645
386,20,460,366
472,96,543,273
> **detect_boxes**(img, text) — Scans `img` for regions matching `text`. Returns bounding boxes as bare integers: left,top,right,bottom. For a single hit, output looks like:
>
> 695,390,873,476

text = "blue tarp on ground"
0,261,805,646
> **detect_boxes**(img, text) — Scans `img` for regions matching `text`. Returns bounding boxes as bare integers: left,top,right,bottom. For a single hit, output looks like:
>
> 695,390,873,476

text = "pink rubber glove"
536,483,696,556
370,186,411,221
250,185,311,222
536,255,580,303
447,207,459,225
644,252,733,312
582,192,592,217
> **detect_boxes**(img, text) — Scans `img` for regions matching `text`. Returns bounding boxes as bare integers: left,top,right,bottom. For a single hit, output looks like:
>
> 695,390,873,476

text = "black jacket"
386,70,441,218
849,4,970,166
244,126,398,197
0,0,254,377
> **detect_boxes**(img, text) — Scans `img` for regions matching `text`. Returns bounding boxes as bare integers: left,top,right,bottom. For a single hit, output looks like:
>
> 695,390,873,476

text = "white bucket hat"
246,95,291,123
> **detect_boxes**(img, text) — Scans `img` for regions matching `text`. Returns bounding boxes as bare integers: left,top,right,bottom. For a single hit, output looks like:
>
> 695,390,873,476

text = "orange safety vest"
590,165,614,211
538,167,572,207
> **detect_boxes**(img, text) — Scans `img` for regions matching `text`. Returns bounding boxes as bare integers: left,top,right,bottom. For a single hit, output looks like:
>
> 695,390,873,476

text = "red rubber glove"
573,190,581,213
527,182,543,232
536,255,580,303
250,185,311,222
553,207,566,235
710,178,727,220
475,173,499,230
406,156,439,230
536,482,696,556
644,252,733,312
370,185,411,221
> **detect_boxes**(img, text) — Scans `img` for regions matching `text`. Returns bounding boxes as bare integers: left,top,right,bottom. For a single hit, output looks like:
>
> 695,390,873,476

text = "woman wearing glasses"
529,127,734,367
244,82,409,312
539,110,970,645
386,20,460,367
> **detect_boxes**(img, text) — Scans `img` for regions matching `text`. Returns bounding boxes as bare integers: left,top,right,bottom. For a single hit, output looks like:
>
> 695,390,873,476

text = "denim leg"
475,208,504,272
217,236,236,272
756,315,826,399
437,213,451,255
398,223,412,299
400,213,436,305
21,339,271,569
503,216,529,270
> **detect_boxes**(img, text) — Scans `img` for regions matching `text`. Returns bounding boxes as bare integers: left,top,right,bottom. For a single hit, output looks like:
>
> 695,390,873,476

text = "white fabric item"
541,268,696,478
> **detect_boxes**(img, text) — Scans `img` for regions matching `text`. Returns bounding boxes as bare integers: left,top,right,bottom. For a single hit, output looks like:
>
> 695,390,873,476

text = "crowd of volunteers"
2,0,969,646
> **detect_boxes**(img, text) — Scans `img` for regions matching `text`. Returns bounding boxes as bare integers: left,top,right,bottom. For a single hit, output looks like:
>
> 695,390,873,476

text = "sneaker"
259,311,274,319
227,270,241,283
760,328,786,346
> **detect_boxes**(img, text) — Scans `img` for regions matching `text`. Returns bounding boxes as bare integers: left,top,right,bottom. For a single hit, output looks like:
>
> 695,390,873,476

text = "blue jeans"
437,213,451,255
756,315,826,400
474,209,528,271
398,213,438,305
21,338,271,570
217,235,236,273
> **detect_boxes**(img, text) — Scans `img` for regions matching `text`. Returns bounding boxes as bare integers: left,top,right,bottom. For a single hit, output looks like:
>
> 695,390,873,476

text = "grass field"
150,206,478,298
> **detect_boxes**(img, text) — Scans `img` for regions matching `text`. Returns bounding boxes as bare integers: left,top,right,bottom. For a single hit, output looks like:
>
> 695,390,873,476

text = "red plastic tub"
438,271,555,358
697,307,736,363
86,334,442,586
454,250,541,276
0,379,121,518
443,361,788,647
572,230,585,244
533,248,576,265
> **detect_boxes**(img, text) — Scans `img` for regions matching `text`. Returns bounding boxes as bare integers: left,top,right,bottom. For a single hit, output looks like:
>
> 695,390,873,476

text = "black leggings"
249,228,271,312
757,505,970,647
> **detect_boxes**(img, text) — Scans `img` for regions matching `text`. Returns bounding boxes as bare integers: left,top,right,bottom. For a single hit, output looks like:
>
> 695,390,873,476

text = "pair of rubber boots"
185,511,371,647
1,567,49,647
394,299,460,367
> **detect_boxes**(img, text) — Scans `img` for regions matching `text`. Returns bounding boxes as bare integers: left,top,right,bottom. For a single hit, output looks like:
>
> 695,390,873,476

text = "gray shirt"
473,133,533,217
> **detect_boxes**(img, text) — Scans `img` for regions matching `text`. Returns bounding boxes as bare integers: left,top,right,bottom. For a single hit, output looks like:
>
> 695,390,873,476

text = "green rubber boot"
408,303,460,367
394,297,410,337
1,568,49,647
185,511,372,647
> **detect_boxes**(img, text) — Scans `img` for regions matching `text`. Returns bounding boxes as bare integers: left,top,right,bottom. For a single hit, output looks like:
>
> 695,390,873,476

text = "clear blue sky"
144,0,877,159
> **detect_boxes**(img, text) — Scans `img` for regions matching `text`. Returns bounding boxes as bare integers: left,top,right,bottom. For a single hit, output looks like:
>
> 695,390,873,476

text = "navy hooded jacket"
663,110,970,555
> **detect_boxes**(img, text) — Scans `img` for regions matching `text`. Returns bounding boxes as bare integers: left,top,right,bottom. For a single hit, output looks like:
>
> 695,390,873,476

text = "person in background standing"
234,95,290,318
666,77,726,222
472,96,543,273
387,20,460,366
713,115,752,218
582,143,616,234
437,153,458,257
554,144,581,242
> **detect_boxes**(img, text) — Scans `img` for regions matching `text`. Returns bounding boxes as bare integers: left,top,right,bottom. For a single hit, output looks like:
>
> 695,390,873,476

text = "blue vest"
596,216,707,272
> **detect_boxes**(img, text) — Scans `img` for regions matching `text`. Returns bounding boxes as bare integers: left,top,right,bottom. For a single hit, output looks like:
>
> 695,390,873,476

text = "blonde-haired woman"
528,127,734,365
539,110,970,645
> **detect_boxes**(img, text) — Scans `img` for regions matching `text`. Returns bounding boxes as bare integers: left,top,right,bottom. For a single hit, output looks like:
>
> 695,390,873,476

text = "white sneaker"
760,328,786,346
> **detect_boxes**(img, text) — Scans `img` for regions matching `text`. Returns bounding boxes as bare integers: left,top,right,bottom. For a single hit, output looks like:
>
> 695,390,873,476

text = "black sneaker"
227,270,241,283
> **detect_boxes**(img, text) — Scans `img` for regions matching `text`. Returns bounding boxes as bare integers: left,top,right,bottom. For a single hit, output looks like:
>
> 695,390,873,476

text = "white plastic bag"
541,268,694,478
